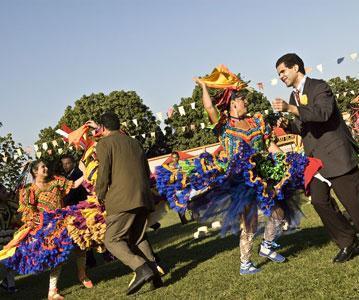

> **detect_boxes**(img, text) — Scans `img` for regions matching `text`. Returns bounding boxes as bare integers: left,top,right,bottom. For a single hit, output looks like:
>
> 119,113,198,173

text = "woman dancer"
0,160,98,299
156,65,321,275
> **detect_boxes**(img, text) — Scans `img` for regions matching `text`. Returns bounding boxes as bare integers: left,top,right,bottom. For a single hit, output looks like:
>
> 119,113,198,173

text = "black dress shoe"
148,262,164,290
333,240,358,263
127,263,154,295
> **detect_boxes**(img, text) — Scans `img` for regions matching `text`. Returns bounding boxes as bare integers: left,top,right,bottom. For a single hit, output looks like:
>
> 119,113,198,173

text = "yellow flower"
300,94,308,105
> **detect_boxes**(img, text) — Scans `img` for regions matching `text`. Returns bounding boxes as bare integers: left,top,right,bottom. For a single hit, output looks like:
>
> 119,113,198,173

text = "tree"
328,76,359,112
35,91,170,164
164,82,273,150
0,123,30,190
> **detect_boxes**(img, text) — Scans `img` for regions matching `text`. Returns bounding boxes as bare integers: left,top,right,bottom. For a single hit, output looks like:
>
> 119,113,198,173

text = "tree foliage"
328,76,359,112
35,91,170,166
0,123,30,190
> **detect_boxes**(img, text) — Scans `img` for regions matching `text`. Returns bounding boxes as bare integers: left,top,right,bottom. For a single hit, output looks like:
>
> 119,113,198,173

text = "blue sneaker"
240,262,261,275
259,244,286,263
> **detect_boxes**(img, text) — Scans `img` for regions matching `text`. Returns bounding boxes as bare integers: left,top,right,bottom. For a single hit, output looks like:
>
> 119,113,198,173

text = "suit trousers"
104,208,155,271
310,167,359,248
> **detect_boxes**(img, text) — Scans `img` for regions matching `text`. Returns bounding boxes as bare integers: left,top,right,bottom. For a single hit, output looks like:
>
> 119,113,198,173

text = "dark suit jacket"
288,77,359,178
95,131,154,216
63,167,88,206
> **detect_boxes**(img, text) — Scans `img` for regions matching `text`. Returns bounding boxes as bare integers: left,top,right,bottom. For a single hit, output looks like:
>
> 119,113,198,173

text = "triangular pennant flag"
132,119,138,127
36,151,42,158
270,79,278,86
167,107,174,118
58,148,63,154
200,123,205,129
16,148,22,156
14,154,18,160
181,126,186,132
350,90,355,95
131,135,135,139
69,146,74,151
162,128,166,135
337,57,345,64
316,64,323,73
335,93,340,98
2,156,8,163
150,132,155,138
264,109,269,115
190,102,196,109
304,67,313,74
343,91,347,97
156,112,163,121
34,144,39,151
52,140,58,147
121,121,127,127
178,106,186,116
190,124,196,130
42,143,48,151
350,52,358,60
141,133,146,138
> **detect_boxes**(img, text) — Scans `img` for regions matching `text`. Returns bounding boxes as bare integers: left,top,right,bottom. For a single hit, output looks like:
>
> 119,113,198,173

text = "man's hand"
272,98,289,112
86,120,99,129
272,98,299,117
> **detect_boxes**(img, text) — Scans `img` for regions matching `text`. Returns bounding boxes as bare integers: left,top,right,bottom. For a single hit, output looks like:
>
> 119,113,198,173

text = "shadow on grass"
0,222,332,299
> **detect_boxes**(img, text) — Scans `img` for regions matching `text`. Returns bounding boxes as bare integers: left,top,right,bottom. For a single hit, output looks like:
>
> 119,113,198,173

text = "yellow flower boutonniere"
300,94,308,105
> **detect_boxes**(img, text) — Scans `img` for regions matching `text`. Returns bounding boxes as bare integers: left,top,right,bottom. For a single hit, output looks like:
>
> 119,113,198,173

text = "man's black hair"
99,112,120,131
276,53,306,75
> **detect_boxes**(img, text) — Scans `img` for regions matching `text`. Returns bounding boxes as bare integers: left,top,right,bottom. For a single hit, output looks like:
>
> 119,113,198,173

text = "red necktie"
294,90,300,106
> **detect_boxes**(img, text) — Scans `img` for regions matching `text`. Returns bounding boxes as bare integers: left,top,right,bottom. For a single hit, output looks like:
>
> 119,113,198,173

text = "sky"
0,0,358,149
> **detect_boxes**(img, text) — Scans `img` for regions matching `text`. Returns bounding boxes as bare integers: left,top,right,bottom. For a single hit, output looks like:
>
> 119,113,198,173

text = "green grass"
1,204,359,300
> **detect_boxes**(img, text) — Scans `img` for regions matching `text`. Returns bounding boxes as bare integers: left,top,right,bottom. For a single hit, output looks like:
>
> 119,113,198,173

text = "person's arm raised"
193,77,219,124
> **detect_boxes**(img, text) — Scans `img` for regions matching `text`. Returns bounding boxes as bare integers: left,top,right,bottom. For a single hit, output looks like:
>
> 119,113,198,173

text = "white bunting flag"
343,91,347,97
2,156,8,163
270,79,278,86
58,148,63,154
150,132,155,138
16,148,22,156
178,106,186,116
335,93,340,98
190,102,196,109
156,112,163,121
162,129,166,135
14,154,18,160
350,90,355,95
350,52,358,60
141,133,146,138
36,151,42,158
200,123,205,129
264,110,269,115
131,135,135,139
316,64,323,73
132,119,138,127
52,140,58,147
55,129,69,138
34,144,39,151
42,143,48,151
121,122,127,127
181,126,186,132
69,146,74,151
190,124,196,130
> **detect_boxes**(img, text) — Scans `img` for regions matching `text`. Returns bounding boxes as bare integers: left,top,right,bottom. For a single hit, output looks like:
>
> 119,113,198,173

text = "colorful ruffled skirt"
156,143,321,235
0,197,106,275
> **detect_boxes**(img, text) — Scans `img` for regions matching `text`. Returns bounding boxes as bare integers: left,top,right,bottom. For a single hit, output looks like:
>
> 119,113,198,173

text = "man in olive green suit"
96,112,161,295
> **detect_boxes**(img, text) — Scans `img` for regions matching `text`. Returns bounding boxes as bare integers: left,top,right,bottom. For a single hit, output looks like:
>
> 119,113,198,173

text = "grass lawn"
1,203,359,300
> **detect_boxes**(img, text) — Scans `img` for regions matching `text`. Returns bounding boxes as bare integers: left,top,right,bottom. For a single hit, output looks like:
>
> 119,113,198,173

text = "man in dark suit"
96,112,162,295
61,155,88,206
272,53,359,263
